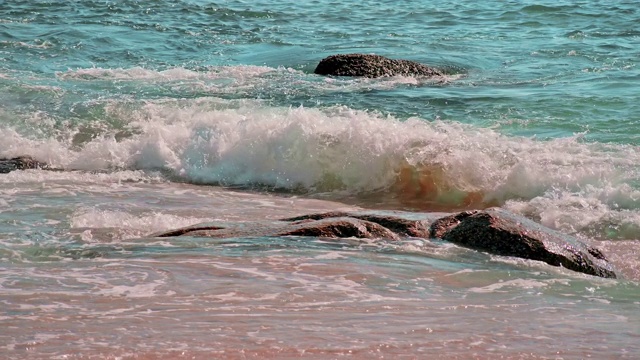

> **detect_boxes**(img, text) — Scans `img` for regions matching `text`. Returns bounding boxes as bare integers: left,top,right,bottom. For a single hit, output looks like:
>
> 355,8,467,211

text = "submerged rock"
314,53,443,78
0,156,47,173
152,216,401,240
430,208,617,278
282,210,439,238
278,217,400,239
151,208,617,278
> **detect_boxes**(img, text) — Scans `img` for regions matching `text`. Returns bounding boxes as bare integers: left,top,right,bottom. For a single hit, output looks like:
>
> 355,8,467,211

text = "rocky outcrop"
279,217,400,239
430,208,617,278
314,53,443,78
151,216,401,240
282,210,440,238
3,153,617,279
0,156,47,173
151,208,617,278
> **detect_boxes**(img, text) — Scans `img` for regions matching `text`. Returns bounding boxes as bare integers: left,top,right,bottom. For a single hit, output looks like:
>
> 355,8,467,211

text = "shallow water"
1,0,640,358
1,175,639,359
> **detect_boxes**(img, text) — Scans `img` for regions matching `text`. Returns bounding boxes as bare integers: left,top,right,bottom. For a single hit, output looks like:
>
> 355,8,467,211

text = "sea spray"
2,1,640,357
3,98,640,239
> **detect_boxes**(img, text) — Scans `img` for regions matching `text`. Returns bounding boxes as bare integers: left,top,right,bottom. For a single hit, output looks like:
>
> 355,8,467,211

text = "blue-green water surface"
1,1,640,358
2,0,639,140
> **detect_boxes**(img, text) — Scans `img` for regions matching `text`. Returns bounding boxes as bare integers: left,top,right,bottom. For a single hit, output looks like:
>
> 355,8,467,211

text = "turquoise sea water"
1,1,640,358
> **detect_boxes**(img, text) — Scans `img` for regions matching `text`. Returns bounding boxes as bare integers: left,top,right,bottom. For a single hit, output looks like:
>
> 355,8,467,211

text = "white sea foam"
0,40,52,49
20,84,65,94
53,65,458,97
0,167,157,185
56,65,275,81
3,97,640,239
70,209,214,241
468,278,549,293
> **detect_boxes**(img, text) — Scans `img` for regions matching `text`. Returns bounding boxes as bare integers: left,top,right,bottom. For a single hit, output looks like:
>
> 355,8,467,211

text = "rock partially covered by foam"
281,210,439,238
314,53,443,78
0,156,47,173
430,208,617,278
151,208,616,278
152,216,403,240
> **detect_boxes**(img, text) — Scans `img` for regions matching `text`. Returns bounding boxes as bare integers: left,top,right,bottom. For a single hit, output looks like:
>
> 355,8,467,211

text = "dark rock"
314,53,443,78
151,217,402,241
0,156,47,173
282,210,438,238
151,208,617,278
154,225,224,237
283,211,352,222
430,208,617,278
429,210,475,239
278,217,400,240
151,221,281,239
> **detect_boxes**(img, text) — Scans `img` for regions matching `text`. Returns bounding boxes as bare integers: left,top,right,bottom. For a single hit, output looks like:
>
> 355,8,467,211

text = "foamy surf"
3,1,640,358
55,65,276,81
3,97,640,239
50,65,461,107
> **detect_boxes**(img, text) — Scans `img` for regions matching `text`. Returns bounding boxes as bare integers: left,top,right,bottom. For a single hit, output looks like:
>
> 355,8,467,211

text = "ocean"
1,0,639,358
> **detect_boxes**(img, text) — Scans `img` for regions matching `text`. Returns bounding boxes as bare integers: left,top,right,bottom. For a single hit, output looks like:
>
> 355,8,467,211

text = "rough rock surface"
152,208,616,278
430,208,616,278
151,216,402,241
278,217,400,239
0,156,47,173
314,53,443,78
282,210,440,238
